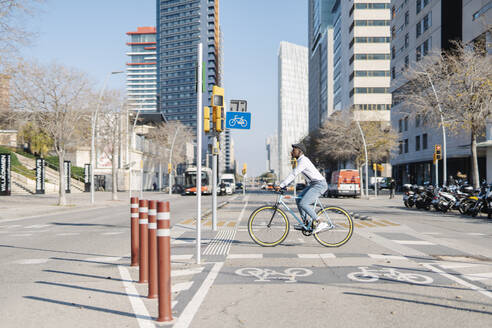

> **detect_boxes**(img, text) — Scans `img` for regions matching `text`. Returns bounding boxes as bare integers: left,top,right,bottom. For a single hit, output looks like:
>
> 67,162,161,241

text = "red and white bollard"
157,201,173,323
147,200,158,299
130,197,139,267
138,199,149,283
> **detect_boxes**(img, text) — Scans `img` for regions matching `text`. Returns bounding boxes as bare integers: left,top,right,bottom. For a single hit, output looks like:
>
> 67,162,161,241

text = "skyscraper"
278,41,309,180
308,0,336,132
126,27,157,113
156,0,221,130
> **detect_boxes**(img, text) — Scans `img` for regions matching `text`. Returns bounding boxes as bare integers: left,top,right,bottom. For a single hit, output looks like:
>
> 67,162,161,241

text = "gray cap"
292,143,306,154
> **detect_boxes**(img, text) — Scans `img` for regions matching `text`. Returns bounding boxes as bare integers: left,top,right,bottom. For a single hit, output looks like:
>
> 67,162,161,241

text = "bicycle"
247,190,354,247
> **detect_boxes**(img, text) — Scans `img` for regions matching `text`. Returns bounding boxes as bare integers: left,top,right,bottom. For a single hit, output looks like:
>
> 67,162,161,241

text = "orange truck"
327,169,360,198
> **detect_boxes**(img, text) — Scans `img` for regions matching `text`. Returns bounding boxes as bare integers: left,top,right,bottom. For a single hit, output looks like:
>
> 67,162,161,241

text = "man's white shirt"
279,155,325,188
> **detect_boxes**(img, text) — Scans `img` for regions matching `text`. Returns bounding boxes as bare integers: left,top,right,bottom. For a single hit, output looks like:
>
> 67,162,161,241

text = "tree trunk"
58,150,66,206
471,131,480,188
112,142,118,201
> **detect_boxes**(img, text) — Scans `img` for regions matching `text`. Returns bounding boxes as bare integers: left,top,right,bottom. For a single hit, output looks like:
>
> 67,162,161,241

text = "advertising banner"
35,158,45,194
64,160,71,193
0,153,11,196
84,164,91,192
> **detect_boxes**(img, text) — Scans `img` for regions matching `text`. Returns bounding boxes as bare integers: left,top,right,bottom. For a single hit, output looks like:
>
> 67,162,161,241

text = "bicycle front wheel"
248,206,289,247
313,206,353,247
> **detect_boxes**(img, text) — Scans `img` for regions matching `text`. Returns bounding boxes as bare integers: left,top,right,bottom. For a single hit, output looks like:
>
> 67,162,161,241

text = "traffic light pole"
212,135,218,231
196,43,203,264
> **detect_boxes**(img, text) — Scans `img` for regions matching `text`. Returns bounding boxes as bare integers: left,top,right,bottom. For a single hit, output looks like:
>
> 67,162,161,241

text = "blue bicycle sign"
225,112,251,130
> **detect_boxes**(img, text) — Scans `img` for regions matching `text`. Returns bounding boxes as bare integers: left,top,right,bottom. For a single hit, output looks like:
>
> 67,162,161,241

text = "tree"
401,41,492,187
147,120,193,189
0,1,43,52
308,110,398,170
10,60,92,205
18,121,53,157
98,90,125,200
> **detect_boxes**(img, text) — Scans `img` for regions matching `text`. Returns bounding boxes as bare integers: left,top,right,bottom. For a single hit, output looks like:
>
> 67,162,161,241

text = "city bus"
183,167,213,195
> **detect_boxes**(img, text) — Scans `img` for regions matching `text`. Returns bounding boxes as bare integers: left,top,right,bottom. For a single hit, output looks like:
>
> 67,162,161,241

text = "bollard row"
130,198,173,323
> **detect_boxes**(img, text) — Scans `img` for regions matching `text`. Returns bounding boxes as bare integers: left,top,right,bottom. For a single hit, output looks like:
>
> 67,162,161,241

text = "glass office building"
156,0,221,130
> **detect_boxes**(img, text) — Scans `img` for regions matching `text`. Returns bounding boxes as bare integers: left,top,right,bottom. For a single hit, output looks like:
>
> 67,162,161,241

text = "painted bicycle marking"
235,267,313,283
347,266,433,284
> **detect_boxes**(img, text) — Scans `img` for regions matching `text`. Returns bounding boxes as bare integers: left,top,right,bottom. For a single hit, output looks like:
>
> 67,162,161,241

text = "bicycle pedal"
293,224,304,231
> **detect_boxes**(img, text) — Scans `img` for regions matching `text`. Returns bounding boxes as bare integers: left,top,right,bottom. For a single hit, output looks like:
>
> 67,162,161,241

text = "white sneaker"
313,222,330,234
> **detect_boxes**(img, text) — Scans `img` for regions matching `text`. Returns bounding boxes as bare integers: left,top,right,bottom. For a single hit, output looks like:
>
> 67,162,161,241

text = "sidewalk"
0,191,180,222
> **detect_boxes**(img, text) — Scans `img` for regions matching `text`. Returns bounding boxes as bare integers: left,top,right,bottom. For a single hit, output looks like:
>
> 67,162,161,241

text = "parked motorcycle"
415,185,434,211
403,184,415,208
466,181,492,218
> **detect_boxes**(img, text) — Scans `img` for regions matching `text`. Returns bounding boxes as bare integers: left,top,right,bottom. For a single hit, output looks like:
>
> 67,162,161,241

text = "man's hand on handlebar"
274,185,285,193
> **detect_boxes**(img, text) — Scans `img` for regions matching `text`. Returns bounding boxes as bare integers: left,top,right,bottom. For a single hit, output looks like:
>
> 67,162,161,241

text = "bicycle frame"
267,193,330,230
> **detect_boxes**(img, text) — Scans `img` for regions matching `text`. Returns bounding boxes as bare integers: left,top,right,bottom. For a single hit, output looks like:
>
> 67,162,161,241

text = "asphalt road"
1,191,491,327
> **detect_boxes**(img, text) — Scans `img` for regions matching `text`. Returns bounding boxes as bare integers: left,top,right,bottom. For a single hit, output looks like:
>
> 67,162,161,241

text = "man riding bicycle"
275,143,328,234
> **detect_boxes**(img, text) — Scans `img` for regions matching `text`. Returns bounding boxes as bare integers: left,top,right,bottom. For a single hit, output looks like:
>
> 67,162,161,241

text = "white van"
220,173,236,193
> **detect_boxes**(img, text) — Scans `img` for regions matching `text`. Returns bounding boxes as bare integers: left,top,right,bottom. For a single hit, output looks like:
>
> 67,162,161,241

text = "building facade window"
405,11,409,25
416,135,421,151
399,141,403,154
404,116,408,131
405,33,409,48
391,66,395,79
398,119,402,132
416,114,420,127
423,133,428,149
404,55,409,68
404,139,409,153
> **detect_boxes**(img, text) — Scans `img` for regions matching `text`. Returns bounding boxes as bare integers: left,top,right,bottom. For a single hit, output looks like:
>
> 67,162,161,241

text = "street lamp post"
418,71,447,186
356,120,369,199
91,71,123,205
168,127,179,195
129,108,141,200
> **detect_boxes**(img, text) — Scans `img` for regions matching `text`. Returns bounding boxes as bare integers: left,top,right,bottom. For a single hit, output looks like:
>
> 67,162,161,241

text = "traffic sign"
225,112,251,129
230,100,247,112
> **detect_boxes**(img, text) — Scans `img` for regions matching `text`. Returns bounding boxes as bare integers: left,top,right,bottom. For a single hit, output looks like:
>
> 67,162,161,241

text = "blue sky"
23,0,308,176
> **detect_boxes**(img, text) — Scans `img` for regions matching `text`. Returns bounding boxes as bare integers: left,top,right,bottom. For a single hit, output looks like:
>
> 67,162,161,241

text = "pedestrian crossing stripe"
178,219,237,228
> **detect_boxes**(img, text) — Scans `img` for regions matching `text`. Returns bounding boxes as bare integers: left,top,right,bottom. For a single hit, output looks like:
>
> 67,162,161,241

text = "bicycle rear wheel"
248,206,289,247
313,206,353,247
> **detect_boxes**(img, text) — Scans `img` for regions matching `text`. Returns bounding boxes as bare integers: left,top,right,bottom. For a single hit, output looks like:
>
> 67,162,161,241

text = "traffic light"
372,163,377,171
212,86,225,133
434,144,442,160
203,106,210,133
214,106,224,132
242,164,247,175
211,86,224,107
168,163,172,174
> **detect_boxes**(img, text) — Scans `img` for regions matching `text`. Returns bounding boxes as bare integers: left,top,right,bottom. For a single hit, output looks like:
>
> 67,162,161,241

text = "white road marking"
15,259,50,264
463,272,492,281
101,231,124,235
117,266,155,328
173,262,224,328
466,233,485,236
10,234,32,237
421,232,442,235
25,224,51,229
171,254,193,261
85,257,123,262
172,239,211,245
437,262,483,269
392,240,436,245
297,253,336,259
368,254,407,260
422,263,492,300
228,254,263,259
56,232,80,236
171,267,204,277
173,281,194,293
